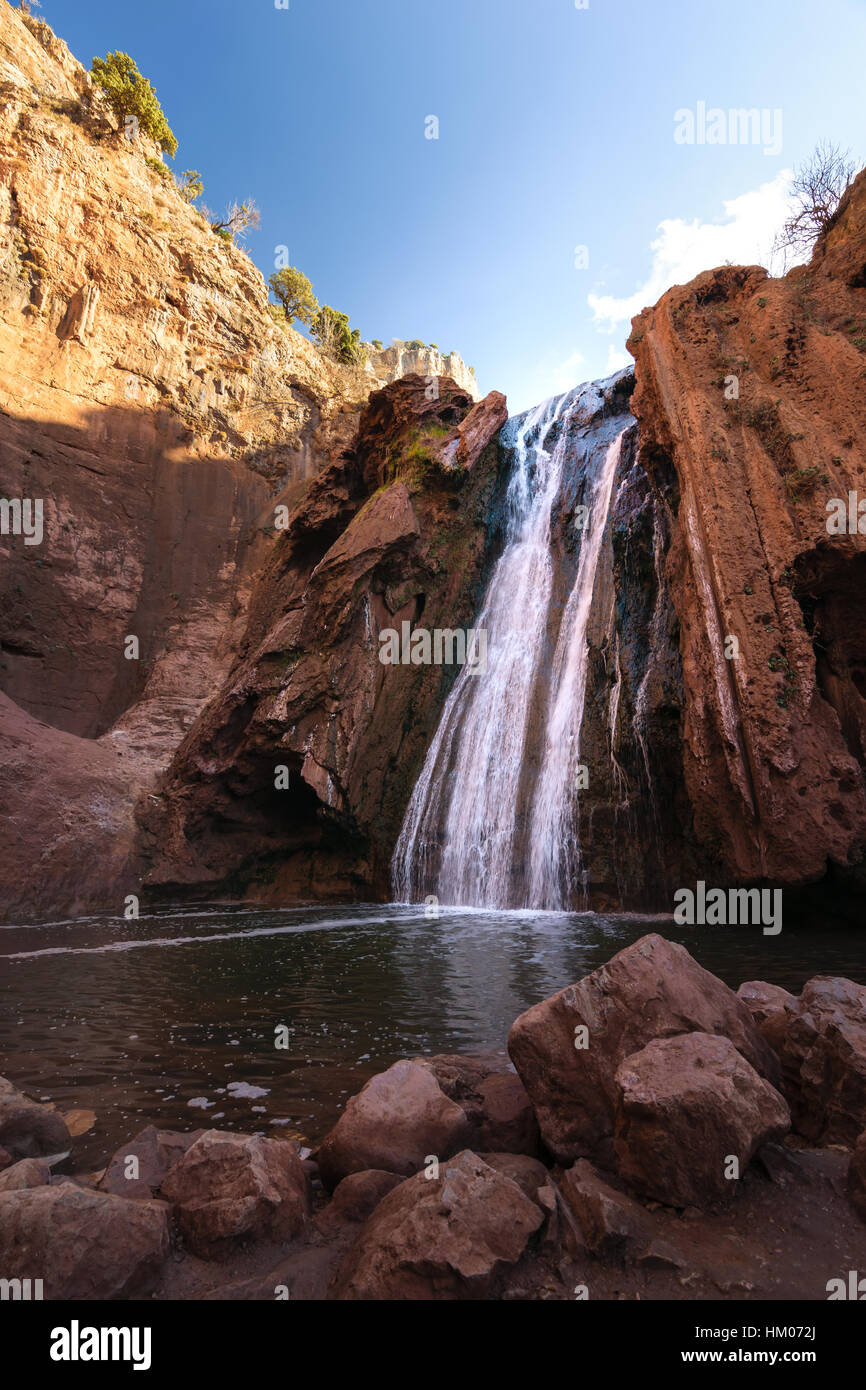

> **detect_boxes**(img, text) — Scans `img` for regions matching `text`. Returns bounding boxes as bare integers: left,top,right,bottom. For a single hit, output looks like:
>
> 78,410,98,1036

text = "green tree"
176,169,203,204
312,306,362,364
91,52,178,157
268,267,319,328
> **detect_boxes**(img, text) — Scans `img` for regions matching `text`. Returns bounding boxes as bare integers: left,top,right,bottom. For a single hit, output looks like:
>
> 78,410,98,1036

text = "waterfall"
391,378,628,910
525,430,623,907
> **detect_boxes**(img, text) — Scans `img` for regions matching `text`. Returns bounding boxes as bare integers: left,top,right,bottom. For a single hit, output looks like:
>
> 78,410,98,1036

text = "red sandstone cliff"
627,169,866,893
0,3,506,916
3,0,866,918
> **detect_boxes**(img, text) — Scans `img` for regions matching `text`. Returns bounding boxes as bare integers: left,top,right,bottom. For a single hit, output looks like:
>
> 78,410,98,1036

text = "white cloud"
605,344,631,374
547,350,586,395
588,171,799,330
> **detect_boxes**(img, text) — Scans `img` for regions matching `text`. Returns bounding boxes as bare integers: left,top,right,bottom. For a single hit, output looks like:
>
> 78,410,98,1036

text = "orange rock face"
0,5,366,917
627,171,866,893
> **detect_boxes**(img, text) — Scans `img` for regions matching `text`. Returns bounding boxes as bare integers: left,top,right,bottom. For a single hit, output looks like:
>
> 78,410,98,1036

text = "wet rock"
159,1130,310,1258
99,1125,206,1200
0,1076,72,1159
0,1182,170,1299
418,1053,540,1156
558,1159,655,1259
316,1059,472,1190
848,1132,866,1223
613,1033,791,1208
333,1150,544,1300
0,1158,50,1192
507,934,780,1164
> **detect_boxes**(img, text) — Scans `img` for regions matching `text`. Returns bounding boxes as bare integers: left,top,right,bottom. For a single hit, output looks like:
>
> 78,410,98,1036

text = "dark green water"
1,903,864,1170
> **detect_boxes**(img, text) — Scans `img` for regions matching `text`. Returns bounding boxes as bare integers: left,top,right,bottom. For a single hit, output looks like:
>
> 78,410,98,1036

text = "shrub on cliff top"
91,51,178,157
774,141,855,258
268,267,319,328
312,306,363,364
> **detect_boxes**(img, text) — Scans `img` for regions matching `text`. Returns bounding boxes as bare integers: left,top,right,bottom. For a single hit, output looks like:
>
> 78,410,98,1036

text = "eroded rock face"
0,1182,170,1299
316,1059,473,1190
507,934,780,1164
159,1130,310,1258
333,1150,544,1300
0,5,377,920
613,1033,791,1208
0,1076,71,1159
146,376,506,903
627,169,866,892
363,341,481,401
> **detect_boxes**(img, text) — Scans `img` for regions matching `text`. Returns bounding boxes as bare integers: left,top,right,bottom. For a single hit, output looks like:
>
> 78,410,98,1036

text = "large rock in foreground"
508,934,780,1163
316,1059,472,1190
160,1130,309,1258
613,1032,791,1207
0,1076,71,1159
334,1150,544,1300
0,1182,169,1299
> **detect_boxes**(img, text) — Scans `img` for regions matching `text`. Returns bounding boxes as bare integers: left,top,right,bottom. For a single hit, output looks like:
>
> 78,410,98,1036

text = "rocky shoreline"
2,932,866,1301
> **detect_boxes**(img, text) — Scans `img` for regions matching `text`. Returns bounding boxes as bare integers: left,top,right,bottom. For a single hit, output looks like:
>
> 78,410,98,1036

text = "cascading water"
391,375,631,911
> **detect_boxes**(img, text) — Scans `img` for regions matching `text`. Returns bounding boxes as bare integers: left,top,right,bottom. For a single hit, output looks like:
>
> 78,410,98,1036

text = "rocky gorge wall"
3,0,866,920
626,168,866,907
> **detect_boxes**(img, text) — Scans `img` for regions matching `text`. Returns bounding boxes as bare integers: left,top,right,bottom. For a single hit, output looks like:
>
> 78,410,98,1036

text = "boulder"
0,1076,72,1159
316,1059,472,1190
334,1150,544,1300
613,1032,791,1208
0,1158,50,1192
0,1182,169,1299
779,977,866,1145
737,980,799,1055
160,1130,310,1259
507,934,780,1163
558,1159,655,1259
99,1125,205,1200
418,1054,540,1157
847,1132,866,1223
477,1152,550,1206
0,1147,13,1171
319,1170,405,1228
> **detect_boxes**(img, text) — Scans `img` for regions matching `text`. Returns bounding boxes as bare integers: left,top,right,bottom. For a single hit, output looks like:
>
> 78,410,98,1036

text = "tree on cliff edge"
775,141,855,258
268,267,319,328
91,52,178,158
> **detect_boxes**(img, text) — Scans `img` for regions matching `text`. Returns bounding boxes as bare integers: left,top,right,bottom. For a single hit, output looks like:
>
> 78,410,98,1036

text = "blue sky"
34,0,866,413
